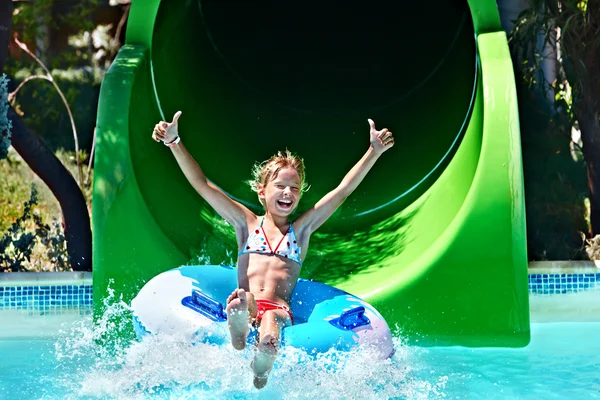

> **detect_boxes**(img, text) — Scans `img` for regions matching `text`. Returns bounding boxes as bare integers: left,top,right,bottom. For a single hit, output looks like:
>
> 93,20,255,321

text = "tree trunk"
8,107,92,270
1,0,92,271
579,113,600,236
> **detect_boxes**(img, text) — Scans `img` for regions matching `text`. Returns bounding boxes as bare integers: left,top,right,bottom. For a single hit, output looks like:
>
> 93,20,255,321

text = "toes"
259,334,278,353
226,289,240,304
253,374,268,389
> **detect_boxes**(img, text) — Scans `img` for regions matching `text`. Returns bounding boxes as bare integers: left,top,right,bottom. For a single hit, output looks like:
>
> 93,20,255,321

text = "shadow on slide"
93,0,529,347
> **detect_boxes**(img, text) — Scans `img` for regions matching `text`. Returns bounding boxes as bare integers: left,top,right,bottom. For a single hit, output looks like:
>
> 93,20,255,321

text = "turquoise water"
1,304,599,399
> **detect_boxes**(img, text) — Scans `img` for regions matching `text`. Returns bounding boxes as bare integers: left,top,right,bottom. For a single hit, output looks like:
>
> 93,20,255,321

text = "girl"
152,113,394,388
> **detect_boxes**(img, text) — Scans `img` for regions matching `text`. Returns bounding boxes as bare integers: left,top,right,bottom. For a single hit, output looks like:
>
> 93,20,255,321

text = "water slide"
93,0,530,347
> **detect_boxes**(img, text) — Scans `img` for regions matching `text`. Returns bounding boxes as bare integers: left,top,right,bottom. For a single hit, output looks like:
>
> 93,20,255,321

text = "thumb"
172,111,182,125
368,118,375,131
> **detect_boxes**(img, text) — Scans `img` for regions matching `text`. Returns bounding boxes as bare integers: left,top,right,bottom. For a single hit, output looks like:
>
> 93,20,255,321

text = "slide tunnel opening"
131,0,478,278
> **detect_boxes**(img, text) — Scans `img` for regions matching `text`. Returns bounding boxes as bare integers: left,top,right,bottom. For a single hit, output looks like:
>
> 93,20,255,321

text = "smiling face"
250,150,308,215
258,167,301,217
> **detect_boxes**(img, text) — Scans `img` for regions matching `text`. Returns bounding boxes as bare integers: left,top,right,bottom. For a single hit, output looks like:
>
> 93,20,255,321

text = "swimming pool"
1,269,599,399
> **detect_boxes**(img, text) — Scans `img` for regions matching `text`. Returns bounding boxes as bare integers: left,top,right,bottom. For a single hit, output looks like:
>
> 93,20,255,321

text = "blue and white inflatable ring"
131,265,394,359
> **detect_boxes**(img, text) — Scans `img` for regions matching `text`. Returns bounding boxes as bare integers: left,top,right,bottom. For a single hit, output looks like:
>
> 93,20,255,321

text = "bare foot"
225,288,250,350
252,334,278,389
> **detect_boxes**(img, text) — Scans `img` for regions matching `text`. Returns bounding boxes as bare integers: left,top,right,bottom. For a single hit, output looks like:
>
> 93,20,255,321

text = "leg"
225,288,257,350
251,309,290,389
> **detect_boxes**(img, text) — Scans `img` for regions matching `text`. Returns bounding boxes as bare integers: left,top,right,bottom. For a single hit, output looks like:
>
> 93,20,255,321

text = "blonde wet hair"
249,150,309,206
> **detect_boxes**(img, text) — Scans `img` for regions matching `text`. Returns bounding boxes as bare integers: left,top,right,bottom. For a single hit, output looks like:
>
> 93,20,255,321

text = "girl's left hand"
368,119,394,155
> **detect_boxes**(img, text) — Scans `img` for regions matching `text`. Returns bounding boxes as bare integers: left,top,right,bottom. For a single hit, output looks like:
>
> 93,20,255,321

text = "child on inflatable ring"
152,112,394,389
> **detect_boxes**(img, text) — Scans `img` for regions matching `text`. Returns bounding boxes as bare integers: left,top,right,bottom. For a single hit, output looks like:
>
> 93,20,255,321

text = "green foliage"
11,68,101,151
11,0,98,70
0,185,69,272
509,0,600,258
0,151,40,232
69,23,122,69
0,0,119,272
510,0,600,131
11,0,53,45
0,146,92,245
7,0,117,154
0,74,10,160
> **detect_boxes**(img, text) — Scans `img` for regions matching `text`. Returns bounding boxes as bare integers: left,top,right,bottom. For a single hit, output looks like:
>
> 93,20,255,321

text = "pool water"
1,304,599,400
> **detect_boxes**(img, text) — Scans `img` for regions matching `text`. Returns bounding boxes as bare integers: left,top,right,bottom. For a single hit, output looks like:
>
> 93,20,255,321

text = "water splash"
51,291,448,399
188,243,236,268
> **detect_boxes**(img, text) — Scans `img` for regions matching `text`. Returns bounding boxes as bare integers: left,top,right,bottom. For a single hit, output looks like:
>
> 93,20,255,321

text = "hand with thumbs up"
152,111,182,144
368,119,394,156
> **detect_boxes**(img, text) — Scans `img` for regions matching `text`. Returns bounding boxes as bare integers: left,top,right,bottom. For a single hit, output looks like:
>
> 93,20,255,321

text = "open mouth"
277,199,293,210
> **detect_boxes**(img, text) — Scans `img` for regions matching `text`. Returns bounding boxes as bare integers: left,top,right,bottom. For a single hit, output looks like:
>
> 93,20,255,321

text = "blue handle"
182,290,227,322
329,306,371,331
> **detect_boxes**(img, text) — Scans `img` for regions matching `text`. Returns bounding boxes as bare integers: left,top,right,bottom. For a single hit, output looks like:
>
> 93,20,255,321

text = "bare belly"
242,253,300,305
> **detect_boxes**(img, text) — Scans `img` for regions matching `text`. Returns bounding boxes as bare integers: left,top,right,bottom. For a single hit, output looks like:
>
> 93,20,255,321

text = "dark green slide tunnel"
93,0,530,347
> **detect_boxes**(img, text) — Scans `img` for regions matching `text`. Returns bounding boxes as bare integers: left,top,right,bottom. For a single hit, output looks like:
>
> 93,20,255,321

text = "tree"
511,0,600,235
0,0,92,271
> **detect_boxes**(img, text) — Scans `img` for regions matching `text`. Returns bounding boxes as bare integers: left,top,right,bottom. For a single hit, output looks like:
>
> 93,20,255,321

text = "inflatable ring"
131,265,394,359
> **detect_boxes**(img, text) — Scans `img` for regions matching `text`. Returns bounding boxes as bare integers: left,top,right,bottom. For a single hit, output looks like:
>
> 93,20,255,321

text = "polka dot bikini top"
238,217,302,266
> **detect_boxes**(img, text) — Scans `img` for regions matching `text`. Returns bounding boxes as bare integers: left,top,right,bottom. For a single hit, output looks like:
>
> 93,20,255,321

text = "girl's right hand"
152,111,182,143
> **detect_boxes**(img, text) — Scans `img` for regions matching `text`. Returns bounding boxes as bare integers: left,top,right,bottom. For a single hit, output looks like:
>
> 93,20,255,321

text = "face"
258,167,301,216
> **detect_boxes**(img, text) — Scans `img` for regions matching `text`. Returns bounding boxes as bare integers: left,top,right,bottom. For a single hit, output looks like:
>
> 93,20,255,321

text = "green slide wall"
93,0,529,347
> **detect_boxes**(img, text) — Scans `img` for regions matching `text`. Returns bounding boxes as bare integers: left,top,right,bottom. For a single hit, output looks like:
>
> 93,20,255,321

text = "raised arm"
152,112,251,228
297,119,394,234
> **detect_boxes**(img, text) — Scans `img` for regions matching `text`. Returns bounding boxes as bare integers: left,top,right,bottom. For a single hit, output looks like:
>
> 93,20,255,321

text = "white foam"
52,288,447,399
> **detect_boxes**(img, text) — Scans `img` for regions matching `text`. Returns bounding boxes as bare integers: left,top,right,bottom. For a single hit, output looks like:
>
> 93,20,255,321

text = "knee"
247,293,258,317
259,311,281,334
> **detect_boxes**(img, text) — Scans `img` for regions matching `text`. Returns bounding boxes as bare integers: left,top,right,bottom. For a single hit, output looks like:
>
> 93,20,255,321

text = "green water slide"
93,0,529,347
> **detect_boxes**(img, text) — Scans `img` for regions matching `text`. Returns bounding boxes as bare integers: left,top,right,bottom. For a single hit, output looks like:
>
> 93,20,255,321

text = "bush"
0,185,70,272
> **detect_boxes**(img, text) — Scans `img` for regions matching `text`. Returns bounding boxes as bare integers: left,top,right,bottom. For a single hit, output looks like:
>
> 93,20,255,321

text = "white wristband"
164,136,180,147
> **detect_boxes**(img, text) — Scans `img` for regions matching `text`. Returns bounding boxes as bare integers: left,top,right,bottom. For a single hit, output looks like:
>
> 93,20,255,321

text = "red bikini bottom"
254,299,294,325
